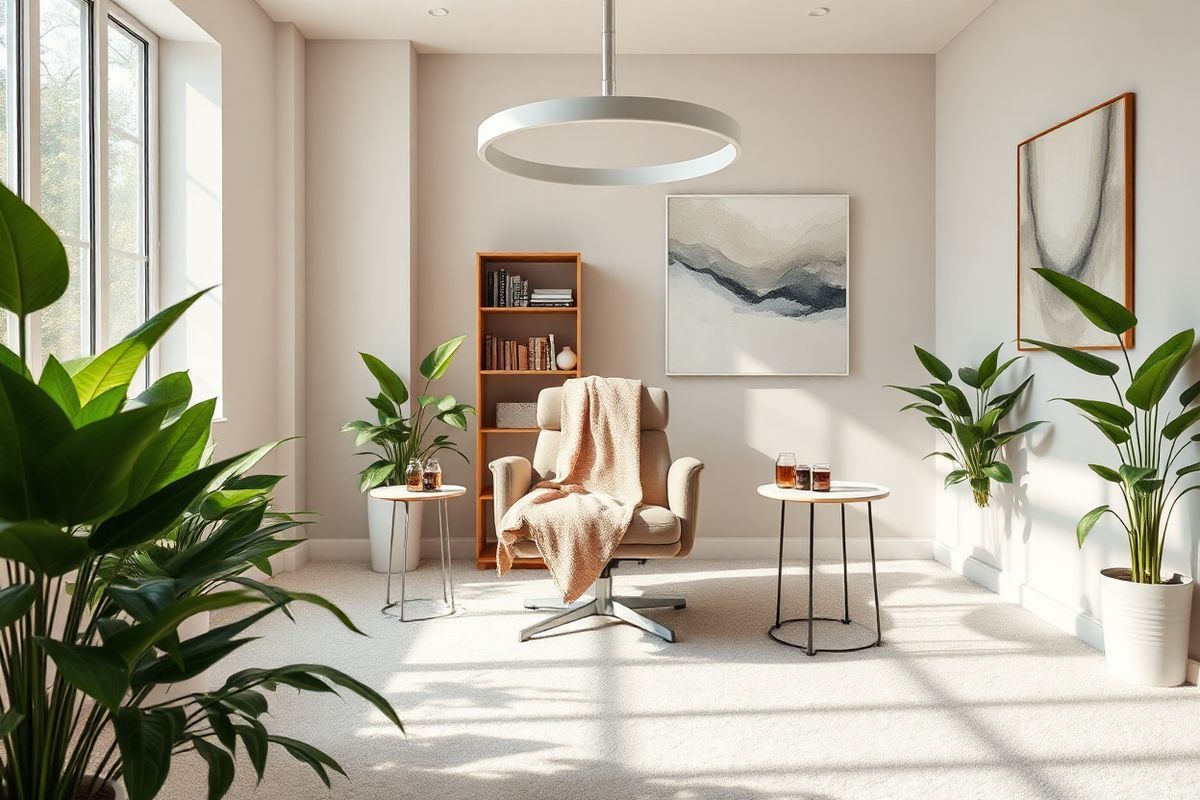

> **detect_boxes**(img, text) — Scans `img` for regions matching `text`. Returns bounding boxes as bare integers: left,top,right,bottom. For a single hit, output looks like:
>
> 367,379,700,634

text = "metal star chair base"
519,561,686,642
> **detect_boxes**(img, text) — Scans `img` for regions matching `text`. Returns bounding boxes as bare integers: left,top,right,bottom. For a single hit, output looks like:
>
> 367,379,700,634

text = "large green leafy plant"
0,182,402,800
890,345,1045,508
342,343,475,492
1024,267,1199,585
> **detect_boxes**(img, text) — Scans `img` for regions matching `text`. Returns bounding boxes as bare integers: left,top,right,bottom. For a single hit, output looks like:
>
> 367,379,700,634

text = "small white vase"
1100,568,1194,687
556,345,578,371
367,495,422,573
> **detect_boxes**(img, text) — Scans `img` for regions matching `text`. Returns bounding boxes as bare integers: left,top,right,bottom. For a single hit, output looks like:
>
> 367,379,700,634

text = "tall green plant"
342,343,475,492
1024,267,1199,585
0,180,402,800
890,345,1045,507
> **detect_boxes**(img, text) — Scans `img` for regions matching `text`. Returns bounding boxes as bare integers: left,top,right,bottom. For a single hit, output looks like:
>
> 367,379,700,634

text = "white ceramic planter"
367,494,422,573
78,775,125,800
1100,568,1194,687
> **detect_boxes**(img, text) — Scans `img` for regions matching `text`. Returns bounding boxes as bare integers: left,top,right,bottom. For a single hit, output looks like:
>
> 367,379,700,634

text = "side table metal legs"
769,500,882,655
382,499,456,622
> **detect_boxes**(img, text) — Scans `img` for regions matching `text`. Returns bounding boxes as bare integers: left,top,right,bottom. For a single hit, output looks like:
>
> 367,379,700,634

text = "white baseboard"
934,541,1105,651
305,536,933,564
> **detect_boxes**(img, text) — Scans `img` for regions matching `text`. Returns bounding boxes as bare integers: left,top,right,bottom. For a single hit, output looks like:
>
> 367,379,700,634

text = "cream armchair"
490,385,703,642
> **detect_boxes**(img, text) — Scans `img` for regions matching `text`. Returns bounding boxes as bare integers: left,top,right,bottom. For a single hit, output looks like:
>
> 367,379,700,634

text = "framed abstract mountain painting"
665,194,850,376
1018,93,1134,350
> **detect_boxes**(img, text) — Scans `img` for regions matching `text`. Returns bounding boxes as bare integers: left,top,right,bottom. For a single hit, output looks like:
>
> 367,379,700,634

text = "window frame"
9,0,158,371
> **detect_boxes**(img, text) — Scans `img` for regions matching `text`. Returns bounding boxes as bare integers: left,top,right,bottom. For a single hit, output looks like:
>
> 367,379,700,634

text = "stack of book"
530,288,575,308
482,334,561,371
485,269,532,307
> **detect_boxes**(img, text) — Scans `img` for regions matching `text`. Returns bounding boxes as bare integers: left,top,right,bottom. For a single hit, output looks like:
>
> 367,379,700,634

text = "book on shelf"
485,271,575,308
482,334,563,371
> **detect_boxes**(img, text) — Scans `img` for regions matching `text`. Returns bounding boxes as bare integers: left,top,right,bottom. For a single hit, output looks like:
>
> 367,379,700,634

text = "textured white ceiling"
255,0,995,54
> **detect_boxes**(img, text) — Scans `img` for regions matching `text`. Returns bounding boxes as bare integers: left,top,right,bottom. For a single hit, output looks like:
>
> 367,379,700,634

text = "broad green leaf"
235,721,269,782
268,735,346,788
201,489,267,520
1086,416,1131,445
0,710,23,737
0,583,35,627
367,393,397,418
360,353,409,406
419,393,456,411
359,461,395,492
36,404,167,526
419,335,467,381
1118,465,1155,487
114,708,182,800
437,409,469,430
127,398,217,501
106,591,265,665
1054,398,1134,428
1089,464,1122,483
1031,267,1136,335
958,366,981,389
0,366,73,519
1176,462,1200,478
72,385,127,428
1020,339,1120,377
1163,406,1200,440
926,416,952,435
982,462,1013,483
977,406,1004,435
952,420,981,447
886,384,944,406
977,345,1003,385
980,356,1022,392
902,402,946,418
0,343,24,376
91,454,245,551
1180,377,1200,408
192,738,235,800
1076,505,1112,547
923,451,959,463
990,375,1036,414
35,639,129,710
225,664,403,732
109,579,177,622
72,289,210,406
128,371,193,421
944,470,967,488
913,345,952,383
0,179,69,317
1127,331,1195,410
992,420,1047,445
207,438,295,489
38,356,79,416
0,521,88,576
1133,478,1164,494
929,384,972,417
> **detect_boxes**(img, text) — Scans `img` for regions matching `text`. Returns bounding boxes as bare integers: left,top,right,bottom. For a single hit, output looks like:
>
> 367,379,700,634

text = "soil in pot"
72,778,116,800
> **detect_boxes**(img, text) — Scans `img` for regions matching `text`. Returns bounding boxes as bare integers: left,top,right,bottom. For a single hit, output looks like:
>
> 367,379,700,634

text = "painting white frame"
664,193,850,377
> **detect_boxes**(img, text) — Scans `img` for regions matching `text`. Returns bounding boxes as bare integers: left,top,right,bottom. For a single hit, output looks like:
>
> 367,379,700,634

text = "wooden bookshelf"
475,252,582,570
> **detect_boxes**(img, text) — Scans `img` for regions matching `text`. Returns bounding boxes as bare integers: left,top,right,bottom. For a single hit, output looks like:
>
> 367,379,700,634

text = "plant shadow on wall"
889,344,1046,509
0,181,402,800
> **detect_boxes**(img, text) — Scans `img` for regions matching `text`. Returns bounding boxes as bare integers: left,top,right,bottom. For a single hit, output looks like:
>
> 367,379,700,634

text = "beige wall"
414,54,937,559
304,41,417,546
934,0,1200,654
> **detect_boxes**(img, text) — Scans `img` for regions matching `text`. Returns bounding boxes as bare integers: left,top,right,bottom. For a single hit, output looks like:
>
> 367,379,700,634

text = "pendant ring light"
477,0,741,186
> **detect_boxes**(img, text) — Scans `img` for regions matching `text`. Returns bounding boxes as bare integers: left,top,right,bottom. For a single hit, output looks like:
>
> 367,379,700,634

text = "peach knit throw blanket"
497,376,643,602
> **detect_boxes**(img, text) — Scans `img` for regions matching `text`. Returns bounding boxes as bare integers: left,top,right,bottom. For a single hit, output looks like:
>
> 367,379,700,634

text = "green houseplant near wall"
0,181,403,799
342,345,474,573
1024,267,1196,686
890,345,1045,508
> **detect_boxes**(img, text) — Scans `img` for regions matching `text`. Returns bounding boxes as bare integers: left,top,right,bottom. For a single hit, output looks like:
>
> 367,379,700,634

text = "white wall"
304,41,417,546
934,0,1200,655
411,54,937,562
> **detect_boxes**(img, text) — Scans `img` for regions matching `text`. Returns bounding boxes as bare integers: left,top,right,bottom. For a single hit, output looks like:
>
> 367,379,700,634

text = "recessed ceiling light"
808,7,830,16
428,7,449,17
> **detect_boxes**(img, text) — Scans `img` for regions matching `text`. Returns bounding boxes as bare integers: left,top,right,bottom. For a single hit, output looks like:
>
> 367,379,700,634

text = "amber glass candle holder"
775,453,797,489
812,463,832,492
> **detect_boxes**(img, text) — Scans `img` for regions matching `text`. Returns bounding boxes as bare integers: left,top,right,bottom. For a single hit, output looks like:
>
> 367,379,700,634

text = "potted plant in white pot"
1024,267,1197,686
343,342,474,573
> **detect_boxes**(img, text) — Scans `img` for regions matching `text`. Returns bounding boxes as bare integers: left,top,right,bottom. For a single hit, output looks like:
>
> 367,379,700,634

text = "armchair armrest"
667,457,704,557
489,456,532,530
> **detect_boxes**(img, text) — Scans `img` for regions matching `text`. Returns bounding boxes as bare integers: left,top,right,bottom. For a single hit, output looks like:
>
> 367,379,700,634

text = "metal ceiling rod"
601,0,615,97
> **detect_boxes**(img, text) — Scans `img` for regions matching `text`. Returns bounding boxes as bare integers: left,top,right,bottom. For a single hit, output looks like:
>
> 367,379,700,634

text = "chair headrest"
536,384,669,431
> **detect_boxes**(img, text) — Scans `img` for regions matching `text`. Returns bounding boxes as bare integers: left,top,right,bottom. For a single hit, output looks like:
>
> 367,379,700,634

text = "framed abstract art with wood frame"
1017,92,1134,351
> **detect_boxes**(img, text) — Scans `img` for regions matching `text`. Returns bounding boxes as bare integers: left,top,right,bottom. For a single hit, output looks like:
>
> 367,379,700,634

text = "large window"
3,0,155,366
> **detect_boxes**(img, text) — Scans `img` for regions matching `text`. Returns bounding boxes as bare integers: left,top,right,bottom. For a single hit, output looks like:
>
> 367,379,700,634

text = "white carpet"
162,559,1200,800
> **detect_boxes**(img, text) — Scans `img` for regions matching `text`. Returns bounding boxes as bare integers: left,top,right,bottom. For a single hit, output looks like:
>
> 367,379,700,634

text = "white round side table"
757,481,891,656
368,485,466,622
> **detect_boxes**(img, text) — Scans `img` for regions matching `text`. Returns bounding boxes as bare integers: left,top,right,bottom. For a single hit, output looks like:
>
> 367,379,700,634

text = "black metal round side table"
757,481,890,656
